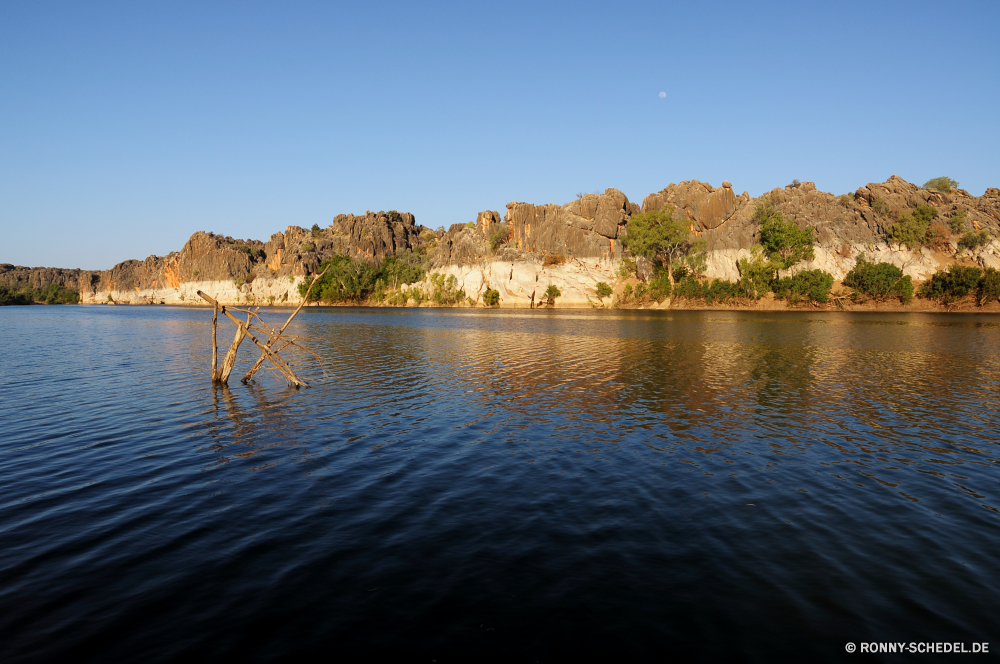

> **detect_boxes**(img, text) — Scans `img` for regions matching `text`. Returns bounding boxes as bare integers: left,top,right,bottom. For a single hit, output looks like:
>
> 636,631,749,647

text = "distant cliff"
3,176,998,307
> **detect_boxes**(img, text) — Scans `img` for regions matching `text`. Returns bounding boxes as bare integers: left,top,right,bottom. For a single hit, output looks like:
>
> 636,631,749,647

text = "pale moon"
658,91,666,98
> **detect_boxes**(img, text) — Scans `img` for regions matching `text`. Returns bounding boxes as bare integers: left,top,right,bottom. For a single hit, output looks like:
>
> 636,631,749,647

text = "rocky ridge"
3,176,999,307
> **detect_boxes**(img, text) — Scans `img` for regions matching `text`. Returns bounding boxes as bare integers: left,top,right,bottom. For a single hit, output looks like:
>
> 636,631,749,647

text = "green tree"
923,177,958,192
595,282,612,299
544,284,561,305
754,198,815,269
621,205,702,285
483,288,500,307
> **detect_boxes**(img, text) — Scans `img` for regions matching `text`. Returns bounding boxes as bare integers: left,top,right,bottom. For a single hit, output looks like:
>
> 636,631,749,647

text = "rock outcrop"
0,264,96,293
642,179,745,230
504,188,637,262
7,175,1000,308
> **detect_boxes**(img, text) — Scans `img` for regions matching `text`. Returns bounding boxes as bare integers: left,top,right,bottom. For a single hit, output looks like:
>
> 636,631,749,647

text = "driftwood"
197,290,311,388
211,303,219,381
241,265,329,384
218,311,251,383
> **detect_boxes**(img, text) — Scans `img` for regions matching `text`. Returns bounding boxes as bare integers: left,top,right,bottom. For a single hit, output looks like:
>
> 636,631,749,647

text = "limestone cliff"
4,176,999,308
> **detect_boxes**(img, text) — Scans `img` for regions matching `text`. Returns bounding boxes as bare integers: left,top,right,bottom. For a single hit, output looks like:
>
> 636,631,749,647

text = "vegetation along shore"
3,175,999,312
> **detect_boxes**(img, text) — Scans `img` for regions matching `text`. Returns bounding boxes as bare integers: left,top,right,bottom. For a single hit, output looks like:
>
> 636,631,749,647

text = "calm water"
1,306,999,662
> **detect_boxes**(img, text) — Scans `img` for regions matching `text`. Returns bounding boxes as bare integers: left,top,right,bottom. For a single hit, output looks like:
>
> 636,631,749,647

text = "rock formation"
4,176,999,307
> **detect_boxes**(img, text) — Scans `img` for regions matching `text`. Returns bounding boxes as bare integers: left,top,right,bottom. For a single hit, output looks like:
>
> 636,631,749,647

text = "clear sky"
2,0,998,269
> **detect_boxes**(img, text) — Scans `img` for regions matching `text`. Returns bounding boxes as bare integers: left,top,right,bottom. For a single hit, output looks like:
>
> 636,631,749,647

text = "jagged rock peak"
642,180,745,230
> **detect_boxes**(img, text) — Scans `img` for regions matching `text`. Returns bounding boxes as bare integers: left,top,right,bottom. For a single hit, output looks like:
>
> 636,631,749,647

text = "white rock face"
86,239,1000,308
415,258,620,307
701,243,993,283
85,276,308,306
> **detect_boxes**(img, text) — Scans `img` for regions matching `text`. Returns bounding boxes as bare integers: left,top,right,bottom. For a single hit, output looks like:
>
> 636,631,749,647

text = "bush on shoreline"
0,283,80,306
843,255,914,303
771,270,834,304
920,265,1000,306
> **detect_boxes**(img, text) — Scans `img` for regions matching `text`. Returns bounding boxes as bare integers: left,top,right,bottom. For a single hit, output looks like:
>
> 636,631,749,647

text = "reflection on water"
1,306,999,662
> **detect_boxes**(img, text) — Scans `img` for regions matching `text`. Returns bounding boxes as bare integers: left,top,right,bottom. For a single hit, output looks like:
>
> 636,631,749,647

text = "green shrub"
979,268,1000,305
705,279,739,303
489,223,510,252
890,204,939,249
921,265,983,302
872,198,891,215
0,283,79,305
618,258,637,278
844,254,913,303
544,284,561,305
923,177,958,192
648,272,672,301
671,274,703,299
465,221,475,228
620,284,633,303
736,246,778,299
595,282,613,299
772,269,834,304
483,288,500,307
949,209,967,233
300,243,315,253
371,278,387,303
543,254,566,267
0,284,31,305
430,273,466,305
958,230,990,251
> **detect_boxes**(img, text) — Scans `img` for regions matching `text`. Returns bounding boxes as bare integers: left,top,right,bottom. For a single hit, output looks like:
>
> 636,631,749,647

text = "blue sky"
2,0,998,269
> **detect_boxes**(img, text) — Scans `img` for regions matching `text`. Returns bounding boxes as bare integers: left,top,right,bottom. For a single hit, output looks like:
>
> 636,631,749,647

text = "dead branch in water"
197,290,312,388
211,302,219,381
240,265,329,384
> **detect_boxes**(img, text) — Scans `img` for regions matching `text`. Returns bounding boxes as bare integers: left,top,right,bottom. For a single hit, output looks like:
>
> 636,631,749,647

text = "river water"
1,306,999,662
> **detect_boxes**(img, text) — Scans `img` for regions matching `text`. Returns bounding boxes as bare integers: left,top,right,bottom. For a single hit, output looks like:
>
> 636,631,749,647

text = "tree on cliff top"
923,177,958,193
622,205,703,285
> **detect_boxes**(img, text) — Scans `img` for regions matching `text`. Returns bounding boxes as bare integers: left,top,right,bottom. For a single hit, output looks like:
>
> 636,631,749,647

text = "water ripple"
1,306,999,661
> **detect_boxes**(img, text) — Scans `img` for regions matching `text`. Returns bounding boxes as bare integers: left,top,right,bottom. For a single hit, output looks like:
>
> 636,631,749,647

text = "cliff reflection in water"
2,306,999,662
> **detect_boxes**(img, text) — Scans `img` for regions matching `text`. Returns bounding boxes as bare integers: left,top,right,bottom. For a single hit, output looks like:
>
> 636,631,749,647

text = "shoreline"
22,297,998,314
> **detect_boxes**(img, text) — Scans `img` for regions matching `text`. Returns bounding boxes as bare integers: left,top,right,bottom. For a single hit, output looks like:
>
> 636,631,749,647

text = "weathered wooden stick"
211,303,219,381
198,290,309,387
198,292,306,386
217,313,248,383
241,266,329,384
230,316,306,387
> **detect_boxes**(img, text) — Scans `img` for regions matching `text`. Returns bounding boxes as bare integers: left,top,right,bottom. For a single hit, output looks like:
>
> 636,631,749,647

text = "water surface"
1,306,999,662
